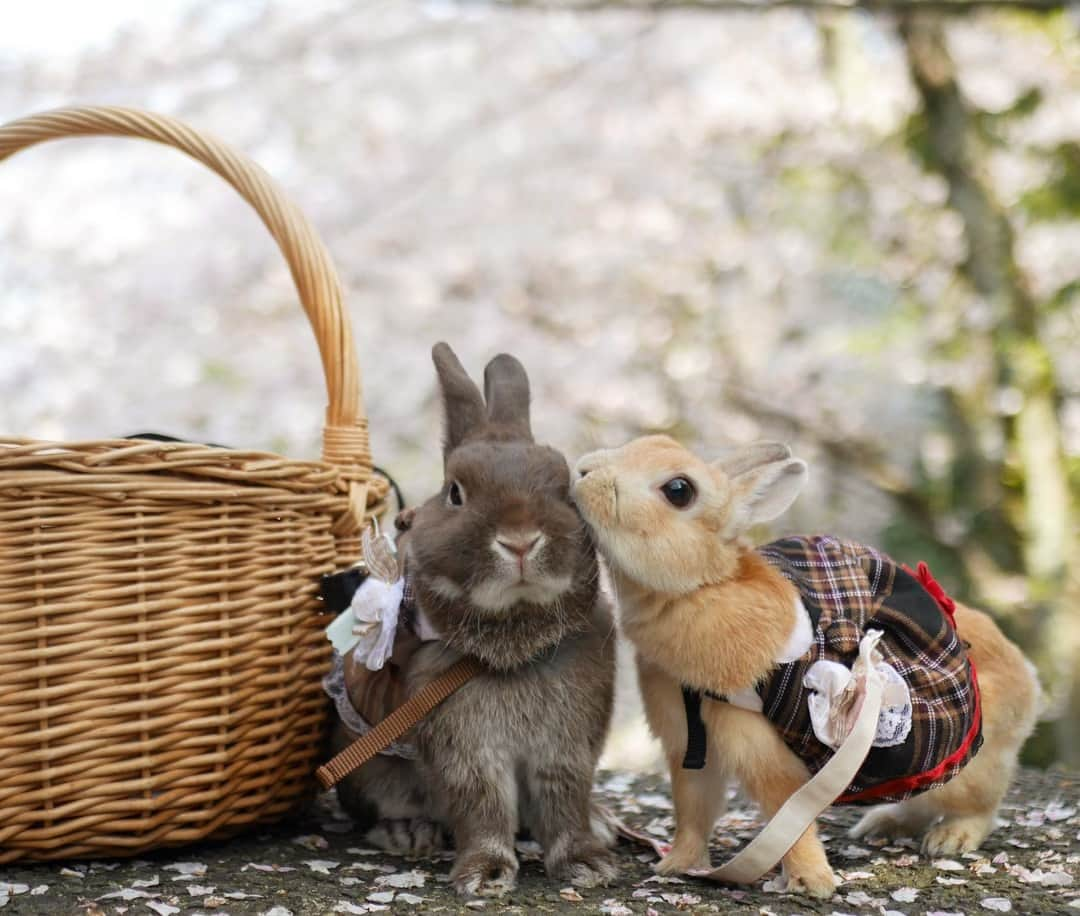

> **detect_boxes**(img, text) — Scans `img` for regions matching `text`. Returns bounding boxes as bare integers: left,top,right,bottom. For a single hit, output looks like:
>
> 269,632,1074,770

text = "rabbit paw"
782,863,839,899
451,848,519,898
655,845,710,875
922,815,992,856
550,842,618,888
850,804,909,841
366,817,446,857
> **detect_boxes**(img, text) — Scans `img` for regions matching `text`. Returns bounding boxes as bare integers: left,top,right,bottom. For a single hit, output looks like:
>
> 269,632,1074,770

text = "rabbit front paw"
549,839,618,888
655,844,710,875
366,817,446,857
781,862,839,899
451,847,519,898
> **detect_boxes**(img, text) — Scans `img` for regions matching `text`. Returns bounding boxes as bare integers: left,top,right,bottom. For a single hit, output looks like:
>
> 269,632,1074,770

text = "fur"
572,434,1040,897
335,344,617,897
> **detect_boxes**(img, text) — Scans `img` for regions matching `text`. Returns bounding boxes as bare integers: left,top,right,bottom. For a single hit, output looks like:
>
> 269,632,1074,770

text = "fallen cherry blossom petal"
660,892,701,906
1046,804,1077,822
367,890,395,904
374,870,425,888
333,903,369,915
840,844,872,858
163,862,207,878
97,889,153,901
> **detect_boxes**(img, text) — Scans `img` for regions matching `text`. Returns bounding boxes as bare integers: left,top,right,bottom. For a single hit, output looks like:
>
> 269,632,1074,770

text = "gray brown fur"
334,343,617,897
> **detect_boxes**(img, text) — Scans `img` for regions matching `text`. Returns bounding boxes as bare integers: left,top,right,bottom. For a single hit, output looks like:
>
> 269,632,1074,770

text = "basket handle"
0,105,376,530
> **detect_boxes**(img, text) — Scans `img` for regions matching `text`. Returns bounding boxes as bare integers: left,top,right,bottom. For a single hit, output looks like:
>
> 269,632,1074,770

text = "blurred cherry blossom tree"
1,0,1076,765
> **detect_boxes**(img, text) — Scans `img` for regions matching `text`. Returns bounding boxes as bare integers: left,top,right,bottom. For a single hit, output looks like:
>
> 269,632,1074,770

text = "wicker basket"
0,107,389,862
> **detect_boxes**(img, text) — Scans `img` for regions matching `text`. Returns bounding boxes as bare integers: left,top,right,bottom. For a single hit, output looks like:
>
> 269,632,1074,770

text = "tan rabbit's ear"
711,441,792,479
483,353,533,441
727,457,807,535
432,342,486,456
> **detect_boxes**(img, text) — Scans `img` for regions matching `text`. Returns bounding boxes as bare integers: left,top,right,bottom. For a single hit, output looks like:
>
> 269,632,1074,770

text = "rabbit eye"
660,477,695,509
447,481,465,507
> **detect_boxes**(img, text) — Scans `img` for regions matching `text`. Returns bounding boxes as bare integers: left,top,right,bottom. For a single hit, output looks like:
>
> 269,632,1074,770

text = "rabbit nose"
496,532,541,558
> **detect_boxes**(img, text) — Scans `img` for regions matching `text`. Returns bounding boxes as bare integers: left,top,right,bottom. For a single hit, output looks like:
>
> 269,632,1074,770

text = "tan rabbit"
572,434,1040,897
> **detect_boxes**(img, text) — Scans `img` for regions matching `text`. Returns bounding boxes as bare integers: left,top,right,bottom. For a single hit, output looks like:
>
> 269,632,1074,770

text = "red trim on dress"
837,661,981,804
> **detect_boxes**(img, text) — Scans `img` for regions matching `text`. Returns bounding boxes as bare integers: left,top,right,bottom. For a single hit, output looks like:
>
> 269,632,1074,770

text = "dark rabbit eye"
660,477,695,509
448,481,465,507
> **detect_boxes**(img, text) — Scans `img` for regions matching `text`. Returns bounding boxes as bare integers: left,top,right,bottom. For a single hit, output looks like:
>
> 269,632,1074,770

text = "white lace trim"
803,632,913,750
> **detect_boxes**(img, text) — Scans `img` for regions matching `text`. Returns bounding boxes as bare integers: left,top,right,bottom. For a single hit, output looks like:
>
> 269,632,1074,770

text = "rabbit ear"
712,441,792,479
432,342,486,454
727,457,807,535
483,352,533,441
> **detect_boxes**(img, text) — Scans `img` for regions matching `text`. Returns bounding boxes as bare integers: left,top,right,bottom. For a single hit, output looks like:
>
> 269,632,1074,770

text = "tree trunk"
900,15,1077,766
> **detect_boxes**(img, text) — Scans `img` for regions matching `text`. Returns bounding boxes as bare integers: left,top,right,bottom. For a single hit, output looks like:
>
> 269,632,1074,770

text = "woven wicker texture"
0,107,388,862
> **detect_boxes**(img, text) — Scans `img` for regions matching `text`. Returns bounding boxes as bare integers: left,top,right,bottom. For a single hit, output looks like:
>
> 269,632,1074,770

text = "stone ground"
2,768,1077,916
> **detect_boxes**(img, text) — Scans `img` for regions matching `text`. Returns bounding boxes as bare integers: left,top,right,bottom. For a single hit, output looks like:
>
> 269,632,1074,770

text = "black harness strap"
681,687,708,770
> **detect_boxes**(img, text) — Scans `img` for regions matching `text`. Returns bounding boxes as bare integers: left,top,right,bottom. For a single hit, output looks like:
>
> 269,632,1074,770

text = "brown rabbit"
572,434,1040,898
333,343,617,897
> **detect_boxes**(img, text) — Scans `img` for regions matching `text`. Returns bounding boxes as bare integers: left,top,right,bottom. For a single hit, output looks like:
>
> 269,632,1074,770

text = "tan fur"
573,435,1041,897
850,603,1040,854
614,551,798,697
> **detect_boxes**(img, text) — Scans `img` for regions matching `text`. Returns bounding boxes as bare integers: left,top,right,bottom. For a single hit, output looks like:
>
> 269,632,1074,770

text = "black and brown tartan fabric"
716,535,981,805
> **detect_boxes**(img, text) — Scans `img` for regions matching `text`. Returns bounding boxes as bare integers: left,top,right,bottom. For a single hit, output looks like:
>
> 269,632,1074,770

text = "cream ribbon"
692,630,887,885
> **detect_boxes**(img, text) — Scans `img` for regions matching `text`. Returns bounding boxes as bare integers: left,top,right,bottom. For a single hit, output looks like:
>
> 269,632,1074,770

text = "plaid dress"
684,535,982,806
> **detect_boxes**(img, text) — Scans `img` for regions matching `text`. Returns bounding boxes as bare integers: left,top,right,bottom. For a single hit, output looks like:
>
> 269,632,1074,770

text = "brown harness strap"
316,657,485,790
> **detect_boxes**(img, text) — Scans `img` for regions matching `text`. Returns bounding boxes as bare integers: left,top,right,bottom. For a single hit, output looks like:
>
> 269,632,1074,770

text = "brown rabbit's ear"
432,342,486,455
711,441,792,479
483,352,533,441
